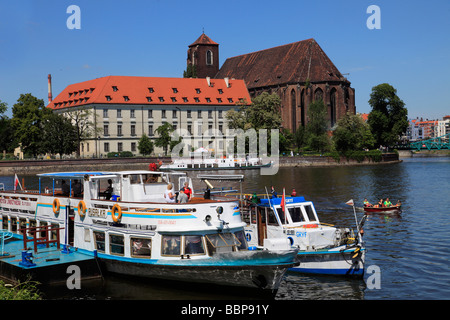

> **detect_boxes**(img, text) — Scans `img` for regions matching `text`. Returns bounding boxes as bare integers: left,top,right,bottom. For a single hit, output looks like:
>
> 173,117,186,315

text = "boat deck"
0,236,102,285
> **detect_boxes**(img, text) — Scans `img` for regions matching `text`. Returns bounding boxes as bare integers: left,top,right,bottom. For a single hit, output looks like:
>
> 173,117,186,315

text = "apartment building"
47,76,251,157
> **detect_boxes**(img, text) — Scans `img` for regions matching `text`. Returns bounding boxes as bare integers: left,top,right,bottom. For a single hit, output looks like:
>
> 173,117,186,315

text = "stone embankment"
0,153,400,176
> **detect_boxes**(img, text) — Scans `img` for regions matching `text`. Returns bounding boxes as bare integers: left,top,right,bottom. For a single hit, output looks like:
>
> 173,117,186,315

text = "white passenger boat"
159,153,271,171
243,195,366,276
0,171,297,295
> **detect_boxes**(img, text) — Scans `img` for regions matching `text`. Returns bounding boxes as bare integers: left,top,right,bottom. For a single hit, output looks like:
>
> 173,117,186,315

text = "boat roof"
37,172,113,179
259,196,307,207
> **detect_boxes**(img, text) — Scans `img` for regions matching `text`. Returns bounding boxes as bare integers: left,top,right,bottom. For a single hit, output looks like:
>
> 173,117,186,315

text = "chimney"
224,77,230,88
206,76,211,87
48,74,53,104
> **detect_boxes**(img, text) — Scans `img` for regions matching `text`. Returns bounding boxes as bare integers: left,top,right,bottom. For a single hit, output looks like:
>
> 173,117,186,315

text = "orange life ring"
111,204,122,222
78,201,87,218
53,198,61,216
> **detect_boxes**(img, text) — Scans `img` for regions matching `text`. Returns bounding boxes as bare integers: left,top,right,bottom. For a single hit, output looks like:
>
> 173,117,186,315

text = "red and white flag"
345,199,354,206
14,174,22,191
281,188,286,224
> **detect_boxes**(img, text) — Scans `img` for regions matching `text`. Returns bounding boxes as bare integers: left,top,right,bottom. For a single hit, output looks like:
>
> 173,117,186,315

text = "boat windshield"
304,205,317,222
288,206,305,223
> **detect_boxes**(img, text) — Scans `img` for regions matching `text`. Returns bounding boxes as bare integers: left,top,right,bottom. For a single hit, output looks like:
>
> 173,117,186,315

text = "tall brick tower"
186,33,219,78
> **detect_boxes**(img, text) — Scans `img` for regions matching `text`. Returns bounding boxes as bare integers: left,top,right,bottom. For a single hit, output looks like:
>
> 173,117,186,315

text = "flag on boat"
14,174,22,191
281,188,286,213
345,199,354,206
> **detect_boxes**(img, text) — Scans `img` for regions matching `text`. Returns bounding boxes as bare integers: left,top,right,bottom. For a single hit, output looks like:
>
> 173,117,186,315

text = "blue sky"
1,0,449,120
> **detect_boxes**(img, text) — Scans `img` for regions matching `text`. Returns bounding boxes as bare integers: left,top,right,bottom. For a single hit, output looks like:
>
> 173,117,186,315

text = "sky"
0,0,449,120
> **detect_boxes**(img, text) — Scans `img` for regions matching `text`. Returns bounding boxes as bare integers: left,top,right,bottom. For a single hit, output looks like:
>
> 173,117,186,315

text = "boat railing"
18,225,65,253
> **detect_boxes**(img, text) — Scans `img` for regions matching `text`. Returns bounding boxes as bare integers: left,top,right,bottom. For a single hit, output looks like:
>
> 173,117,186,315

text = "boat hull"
363,206,401,214
159,164,271,171
289,247,365,277
89,249,298,294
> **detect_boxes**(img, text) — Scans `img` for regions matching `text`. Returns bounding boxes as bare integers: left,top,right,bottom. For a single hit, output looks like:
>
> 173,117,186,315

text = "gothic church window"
206,50,213,65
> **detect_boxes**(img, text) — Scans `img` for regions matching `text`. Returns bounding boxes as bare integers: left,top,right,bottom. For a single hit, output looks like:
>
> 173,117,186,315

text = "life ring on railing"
303,224,318,228
78,201,87,218
111,204,122,222
53,198,61,216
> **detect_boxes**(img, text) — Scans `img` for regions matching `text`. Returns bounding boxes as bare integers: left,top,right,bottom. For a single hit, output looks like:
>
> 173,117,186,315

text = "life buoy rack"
111,204,122,222
53,198,61,216
78,201,87,218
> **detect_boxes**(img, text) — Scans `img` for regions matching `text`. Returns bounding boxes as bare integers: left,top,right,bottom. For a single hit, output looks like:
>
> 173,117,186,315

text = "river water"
1,157,449,300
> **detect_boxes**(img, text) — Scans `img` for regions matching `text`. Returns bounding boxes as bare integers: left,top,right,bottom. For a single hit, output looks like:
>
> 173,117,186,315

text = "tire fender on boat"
78,201,87,218
53,198,61,216
111,203,122,222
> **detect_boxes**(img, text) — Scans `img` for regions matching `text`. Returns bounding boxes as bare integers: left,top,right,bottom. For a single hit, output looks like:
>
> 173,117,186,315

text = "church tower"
186,33,219,78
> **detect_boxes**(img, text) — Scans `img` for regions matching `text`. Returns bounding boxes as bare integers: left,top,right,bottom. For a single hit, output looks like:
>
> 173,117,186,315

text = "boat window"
50,223,59,240
161,235,181,256
1,215,7,229
93,231,106,252
184,235,205,255
11,217,17,232
129,175,141,185
110,234,125,255
288,207,305,223
131,237,152,258
276,208,287,224
304,205,316,222
267,209,279,226
205,233,241,255
233,230,248,250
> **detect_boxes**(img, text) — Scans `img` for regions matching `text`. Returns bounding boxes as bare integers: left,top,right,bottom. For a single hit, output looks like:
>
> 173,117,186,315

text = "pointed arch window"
206,50,213,65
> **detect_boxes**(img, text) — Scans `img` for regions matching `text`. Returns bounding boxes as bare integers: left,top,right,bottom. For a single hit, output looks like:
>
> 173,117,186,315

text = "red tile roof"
47,76,250,110
189,33,218,47
215,38,348,89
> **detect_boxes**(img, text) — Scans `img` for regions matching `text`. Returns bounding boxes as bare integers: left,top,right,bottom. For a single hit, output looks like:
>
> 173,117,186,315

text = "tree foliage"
0,100,15,153
138,134,154,156
367,83,408,146
305,99,330,152
332,113,375,152
41,112,78,157
11,93,50,157
155,122,175,156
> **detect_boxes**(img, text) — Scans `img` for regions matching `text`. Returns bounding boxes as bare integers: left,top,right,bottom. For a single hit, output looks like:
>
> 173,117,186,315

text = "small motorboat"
363,205,402,214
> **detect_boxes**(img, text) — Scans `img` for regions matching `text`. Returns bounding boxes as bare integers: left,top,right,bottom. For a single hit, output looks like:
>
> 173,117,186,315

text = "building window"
228,98,233,103
219,124,223,133
148,124,153,136
162,110,166,118
104,142,109,152
159,97,164,102
217,98,222,103
172,88,178,93
123,96,129,102
105,96,111,101
117,124,122,136
103,109,108,118
118,142,123,152
112,86,118,92
148,110,153,118
147,96,152,102
206,50,213,65
194,97,200,103
131,142,136,152
148,87,154,93
171,97,177,102
172,110,177,118
218,110,223,118
130,109,135,118
183,97,188,103
187,124,192,135
103,124,109,136
195,88,201,94
205,98,211,103
131,124,136,136
187,110,191,118
218,89,223,94
117,109,122,118
198,110,202,118
208,110,213,119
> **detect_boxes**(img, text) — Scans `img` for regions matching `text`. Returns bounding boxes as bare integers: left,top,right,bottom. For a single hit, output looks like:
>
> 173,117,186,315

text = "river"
1,157,449,300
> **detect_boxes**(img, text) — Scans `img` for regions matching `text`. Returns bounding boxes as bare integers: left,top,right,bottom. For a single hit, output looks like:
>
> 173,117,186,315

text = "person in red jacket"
181,182,192,200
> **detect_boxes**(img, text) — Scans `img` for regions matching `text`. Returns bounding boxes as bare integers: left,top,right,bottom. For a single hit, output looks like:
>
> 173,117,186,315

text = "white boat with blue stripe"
243,194,366,276
0,171,297,295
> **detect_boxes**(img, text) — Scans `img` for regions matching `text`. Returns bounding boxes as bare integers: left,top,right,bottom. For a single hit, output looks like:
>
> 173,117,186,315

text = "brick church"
186,33,356,132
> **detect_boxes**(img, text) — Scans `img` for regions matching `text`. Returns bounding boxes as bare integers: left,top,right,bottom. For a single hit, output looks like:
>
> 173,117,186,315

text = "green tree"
0,100,16,153
332,114,375,152
305,99,330,152
155,122,175,156
293,125,306,151
41,112,78,157
367,83,408,147
65,109,98,157
11,93,50,158
138,134,154,156
183,64,197,78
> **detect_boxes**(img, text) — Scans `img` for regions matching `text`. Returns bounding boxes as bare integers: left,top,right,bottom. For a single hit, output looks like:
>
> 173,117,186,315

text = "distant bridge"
409,133,450,151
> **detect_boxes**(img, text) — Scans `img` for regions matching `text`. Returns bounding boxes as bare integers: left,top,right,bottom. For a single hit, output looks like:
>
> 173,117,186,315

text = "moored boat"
242,194,366,277
0,171,297,295
363,205,401,214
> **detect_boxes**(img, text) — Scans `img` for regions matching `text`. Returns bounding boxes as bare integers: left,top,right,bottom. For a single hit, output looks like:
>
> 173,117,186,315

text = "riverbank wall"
0,153,401,176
